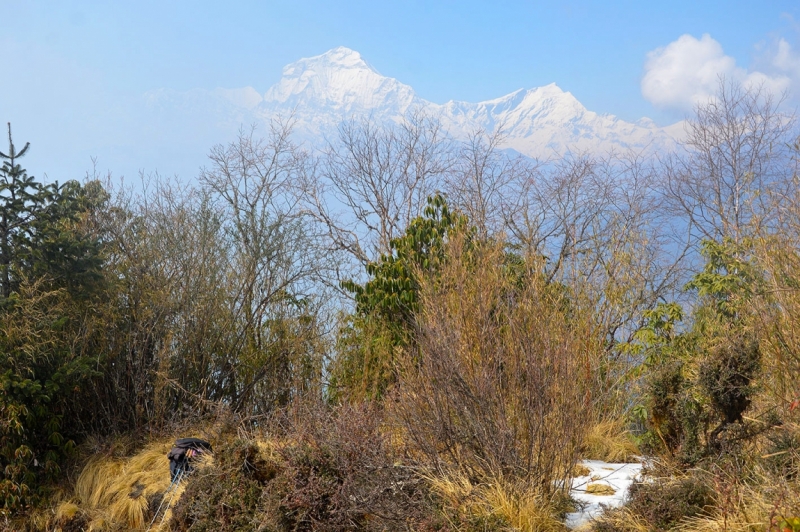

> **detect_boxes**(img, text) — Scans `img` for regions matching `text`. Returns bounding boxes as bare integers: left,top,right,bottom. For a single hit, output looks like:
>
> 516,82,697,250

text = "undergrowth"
28,400,592,532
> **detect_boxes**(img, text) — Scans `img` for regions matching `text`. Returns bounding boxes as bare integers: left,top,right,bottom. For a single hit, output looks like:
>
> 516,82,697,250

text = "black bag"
167,437,212,481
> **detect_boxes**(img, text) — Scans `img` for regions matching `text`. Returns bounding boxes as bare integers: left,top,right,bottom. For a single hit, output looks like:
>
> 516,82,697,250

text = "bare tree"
503,150,689,404
663,80,796,245
442,127,532,237
303,111,452,267
199,121,327,415
507,154,610,283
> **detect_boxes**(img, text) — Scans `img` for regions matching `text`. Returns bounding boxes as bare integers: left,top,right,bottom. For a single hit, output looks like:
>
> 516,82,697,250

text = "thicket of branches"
4,81,800,528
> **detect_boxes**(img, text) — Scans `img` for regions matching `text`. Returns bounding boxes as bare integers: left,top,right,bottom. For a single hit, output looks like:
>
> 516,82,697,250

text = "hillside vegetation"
3,82,800,531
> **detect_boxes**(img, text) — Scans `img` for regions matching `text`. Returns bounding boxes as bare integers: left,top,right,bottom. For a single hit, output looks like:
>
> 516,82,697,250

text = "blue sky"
2,0,800,181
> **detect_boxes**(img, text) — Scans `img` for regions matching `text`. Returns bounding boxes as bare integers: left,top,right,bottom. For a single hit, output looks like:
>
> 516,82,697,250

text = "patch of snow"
566,459,644,529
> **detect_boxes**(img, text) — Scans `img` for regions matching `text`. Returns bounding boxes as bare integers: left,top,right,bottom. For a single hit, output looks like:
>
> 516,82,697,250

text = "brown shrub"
173,402,437,532
394,235,599,502
263,401,432,531
170,439,269,532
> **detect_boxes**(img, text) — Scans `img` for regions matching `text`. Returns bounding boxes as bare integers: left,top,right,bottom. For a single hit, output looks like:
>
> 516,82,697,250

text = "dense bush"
1,126,107,514
172,403,437,532
171,439,269,532
699,334,761,449
591,475,716,532
627,476,716,530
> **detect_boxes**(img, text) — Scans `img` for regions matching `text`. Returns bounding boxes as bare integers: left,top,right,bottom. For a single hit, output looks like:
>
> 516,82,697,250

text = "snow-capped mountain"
145,47,683,157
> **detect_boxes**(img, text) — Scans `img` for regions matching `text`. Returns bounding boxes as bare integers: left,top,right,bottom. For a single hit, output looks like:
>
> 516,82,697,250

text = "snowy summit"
147,47,684,157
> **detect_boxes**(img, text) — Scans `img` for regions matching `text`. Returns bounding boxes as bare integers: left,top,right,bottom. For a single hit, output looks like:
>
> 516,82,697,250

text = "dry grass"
671,477,800,532
425,469,566,532
585,483,617,496
586,506,652,532
55,502,80,521
79,442,173,529
483,481,567,532
583,418,641,463
47,439,214,531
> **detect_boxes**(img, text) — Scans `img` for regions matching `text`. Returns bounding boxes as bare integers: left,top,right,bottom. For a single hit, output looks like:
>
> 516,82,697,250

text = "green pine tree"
0,124,107,514
0,123,51,301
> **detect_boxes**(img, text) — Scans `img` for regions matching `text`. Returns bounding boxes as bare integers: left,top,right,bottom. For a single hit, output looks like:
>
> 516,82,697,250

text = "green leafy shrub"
330,194,470,401
699,334,761,447
636,239,767,465
0,126,107,515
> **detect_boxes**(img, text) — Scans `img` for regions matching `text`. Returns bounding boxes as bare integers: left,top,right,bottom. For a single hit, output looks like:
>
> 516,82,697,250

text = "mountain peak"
279,47,377,78
263,47,418,116
320,46,372,68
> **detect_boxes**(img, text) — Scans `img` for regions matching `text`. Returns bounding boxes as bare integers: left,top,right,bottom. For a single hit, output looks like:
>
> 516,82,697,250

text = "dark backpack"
167,437,212,481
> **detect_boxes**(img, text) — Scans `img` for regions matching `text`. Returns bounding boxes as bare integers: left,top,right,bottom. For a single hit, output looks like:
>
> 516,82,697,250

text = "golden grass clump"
425,469,566,532
585,506,652,532
77,443,172,529
74,457,126,508
483,481,567,532
585,483,617,495
53,439,214,531
55,501,80,521
582,418,641,463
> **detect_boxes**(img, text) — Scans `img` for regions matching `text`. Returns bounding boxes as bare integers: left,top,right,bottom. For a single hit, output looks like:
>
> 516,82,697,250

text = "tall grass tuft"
50,440,209,531
425,468,568,531
583,418,641,463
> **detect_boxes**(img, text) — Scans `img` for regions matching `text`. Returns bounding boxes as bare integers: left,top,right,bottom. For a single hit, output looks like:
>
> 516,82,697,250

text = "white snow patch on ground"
566,460,643,529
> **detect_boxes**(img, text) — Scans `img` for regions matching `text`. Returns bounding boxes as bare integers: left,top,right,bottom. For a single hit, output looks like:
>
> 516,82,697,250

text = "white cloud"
772,38,800,78
641,33,795,111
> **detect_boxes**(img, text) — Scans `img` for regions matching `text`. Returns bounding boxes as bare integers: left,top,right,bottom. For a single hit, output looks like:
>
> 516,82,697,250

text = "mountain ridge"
145,47,684,156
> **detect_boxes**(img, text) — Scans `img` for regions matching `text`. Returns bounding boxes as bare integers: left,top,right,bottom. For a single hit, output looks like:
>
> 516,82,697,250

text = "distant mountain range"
146,47,684,158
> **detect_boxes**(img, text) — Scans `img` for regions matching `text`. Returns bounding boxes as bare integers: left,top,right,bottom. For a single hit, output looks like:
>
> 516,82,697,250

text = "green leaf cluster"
331,194,470,400
634,239,764,463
